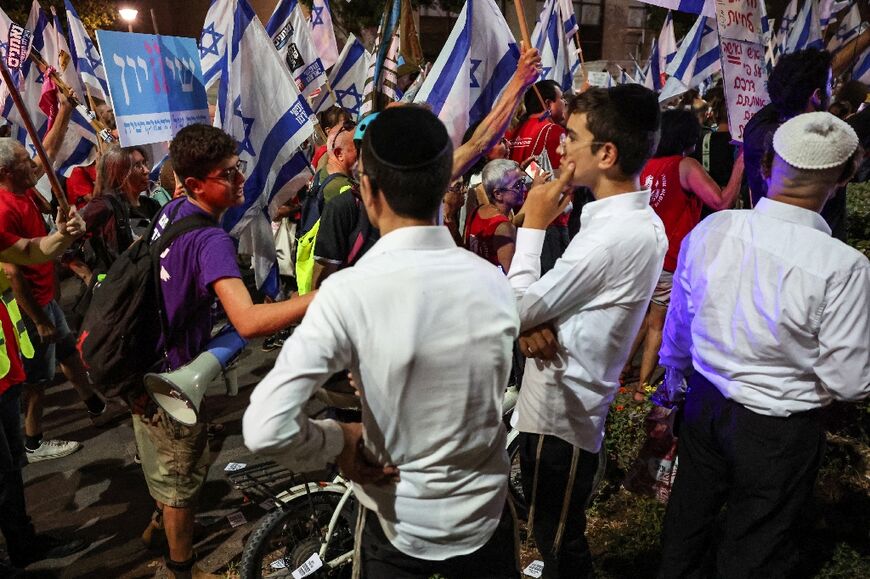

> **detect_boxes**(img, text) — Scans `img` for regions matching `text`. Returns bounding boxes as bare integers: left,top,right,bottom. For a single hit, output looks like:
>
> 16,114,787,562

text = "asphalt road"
14,334,291,578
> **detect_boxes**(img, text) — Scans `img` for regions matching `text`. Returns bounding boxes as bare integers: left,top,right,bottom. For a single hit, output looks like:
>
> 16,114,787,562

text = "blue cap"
354,112,380,142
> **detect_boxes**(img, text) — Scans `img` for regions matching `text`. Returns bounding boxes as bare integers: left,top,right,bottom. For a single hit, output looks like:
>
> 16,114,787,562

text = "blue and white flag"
414,0,519,145
200,0,232,90
266,0,329,101
855,45,870,84
635,0,713,17
827,4,867,53
659,11,678,75
309,0,339,69
313,33,369,119
776,0,799,56
784,0,823,53
64,0,109,102
532,0,579,92
645,39,663,91
820,0,850,27
660,15,720,102
209,0,315,297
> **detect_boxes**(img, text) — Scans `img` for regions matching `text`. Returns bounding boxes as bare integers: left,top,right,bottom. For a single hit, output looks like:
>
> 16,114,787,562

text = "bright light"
119,8,138,23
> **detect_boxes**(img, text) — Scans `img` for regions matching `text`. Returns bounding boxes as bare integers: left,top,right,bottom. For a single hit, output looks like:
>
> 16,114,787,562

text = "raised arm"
451,47,541,181
34,91,74,181
679,152,744,211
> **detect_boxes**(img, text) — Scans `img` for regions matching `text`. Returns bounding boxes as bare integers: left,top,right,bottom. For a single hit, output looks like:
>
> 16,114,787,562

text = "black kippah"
365,106,452,170
608,84,661,132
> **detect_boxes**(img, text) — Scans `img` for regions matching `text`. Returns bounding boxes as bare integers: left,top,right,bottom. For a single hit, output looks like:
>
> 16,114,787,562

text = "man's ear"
597,142,619,171
184,176,202,197
809,88,823,111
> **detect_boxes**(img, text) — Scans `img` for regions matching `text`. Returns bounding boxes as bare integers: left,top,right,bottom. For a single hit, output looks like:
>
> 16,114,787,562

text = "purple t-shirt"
153,197,241,369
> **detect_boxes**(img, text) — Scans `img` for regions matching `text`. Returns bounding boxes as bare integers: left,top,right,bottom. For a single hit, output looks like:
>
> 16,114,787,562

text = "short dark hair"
523,80,561,115
566,85,661,176
655,109,701,157
361,107,453,220
768,48,832,118
319,105,352,132
170,124,238,181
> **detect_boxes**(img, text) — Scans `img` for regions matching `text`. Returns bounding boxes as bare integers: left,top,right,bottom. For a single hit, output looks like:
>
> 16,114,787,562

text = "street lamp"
119,8,138,32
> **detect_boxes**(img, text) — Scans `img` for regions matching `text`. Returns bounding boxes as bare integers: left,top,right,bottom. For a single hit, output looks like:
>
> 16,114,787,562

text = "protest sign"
586,71,611,87
96,31,209,147
714,0,769,143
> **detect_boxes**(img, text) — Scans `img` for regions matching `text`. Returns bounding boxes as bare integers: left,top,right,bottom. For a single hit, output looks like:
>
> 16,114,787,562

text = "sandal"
633,382,653,402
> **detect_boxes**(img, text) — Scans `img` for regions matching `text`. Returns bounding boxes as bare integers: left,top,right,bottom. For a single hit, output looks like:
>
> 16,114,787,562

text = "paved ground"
14,335,285,578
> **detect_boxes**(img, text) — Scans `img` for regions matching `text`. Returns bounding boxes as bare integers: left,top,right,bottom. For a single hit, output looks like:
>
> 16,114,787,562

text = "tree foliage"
302,0,464,39
4,0,121,37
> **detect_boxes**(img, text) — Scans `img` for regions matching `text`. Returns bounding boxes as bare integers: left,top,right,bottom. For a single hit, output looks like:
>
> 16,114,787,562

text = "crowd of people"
0,44,868,579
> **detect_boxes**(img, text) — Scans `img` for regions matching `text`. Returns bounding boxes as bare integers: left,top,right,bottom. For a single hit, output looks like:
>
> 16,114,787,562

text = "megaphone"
144,325,248,425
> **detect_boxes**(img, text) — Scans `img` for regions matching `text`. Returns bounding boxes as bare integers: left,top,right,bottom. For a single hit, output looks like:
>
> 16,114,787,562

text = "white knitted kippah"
772,112,859,170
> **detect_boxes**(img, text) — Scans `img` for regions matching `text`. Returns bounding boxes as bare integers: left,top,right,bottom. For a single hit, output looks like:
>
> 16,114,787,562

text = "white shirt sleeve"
659,237,694,373
507,227,609,331
243,288,352,472
814,263,870,401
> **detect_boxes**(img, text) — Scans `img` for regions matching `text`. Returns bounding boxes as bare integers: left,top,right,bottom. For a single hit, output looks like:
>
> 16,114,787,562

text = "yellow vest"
0,273,35,380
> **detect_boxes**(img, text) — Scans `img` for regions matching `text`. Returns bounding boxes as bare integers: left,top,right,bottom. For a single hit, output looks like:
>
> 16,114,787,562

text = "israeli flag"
200,0,233,90
777,0,799,55
785,0,823,53
820,0,850,27
414,0,519,145
659,15,720,102
210,0,315,297
64,0,109,102
634,0,713,17
855,45,870,84
309,0,339,70
314,34,369,119
828,4,867,53
659,11,678,74
532,0,579,92
266,0,328,101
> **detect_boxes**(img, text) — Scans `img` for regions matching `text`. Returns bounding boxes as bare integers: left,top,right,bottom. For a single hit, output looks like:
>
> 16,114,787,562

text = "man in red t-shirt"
65,160,97,209
509,80,571,273
0,212,90,572
0,107,118,464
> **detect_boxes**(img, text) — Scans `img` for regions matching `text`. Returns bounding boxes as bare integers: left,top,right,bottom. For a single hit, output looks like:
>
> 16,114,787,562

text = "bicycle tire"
506,431,528,519
240,486,357,579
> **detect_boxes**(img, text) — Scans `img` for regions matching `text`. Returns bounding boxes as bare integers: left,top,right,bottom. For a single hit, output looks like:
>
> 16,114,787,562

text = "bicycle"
233,385,525,579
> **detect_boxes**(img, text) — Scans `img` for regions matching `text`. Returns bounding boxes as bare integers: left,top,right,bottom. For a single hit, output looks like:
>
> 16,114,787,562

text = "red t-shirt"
464,207,511,269
510,117,570,227
66,164,97,209
312,145,328,170
0,188,55,306
0,230,25,394
640,156,703,272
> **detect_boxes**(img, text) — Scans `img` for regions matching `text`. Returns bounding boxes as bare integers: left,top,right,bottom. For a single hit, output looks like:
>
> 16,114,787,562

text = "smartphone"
525,160,544,181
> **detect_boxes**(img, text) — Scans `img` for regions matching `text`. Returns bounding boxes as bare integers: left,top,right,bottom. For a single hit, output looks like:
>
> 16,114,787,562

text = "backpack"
76,202,218,389
298,171,343,238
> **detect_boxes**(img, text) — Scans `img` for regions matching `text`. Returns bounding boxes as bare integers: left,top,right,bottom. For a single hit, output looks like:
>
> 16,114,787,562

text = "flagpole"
511,0,549,115
0,59,70,217
150,9,160,34
324,78,339,107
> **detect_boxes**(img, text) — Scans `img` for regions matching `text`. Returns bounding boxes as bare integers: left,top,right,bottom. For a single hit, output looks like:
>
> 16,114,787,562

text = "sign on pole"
714,0,769,142
96,31,209,147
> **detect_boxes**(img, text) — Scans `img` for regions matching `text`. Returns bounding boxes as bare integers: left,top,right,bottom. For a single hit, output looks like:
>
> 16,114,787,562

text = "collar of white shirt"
580,189,652,228
754,197,831,236
359,225,456,261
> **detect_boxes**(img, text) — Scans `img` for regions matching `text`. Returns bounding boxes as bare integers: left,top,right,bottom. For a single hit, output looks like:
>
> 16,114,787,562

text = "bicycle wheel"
240,486,357,579
506,431,528,519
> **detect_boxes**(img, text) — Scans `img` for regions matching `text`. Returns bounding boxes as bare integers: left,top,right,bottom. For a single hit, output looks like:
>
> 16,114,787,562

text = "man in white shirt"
243,107,521,577
508,85,667,578
658,112,870,578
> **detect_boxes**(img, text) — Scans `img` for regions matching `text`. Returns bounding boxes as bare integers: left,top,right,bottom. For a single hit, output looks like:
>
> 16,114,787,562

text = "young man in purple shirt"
130,124,314,579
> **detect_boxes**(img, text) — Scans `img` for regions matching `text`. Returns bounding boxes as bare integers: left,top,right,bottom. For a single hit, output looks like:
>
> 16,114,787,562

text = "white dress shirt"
660,197,870,416
243,226,519,560
508,190,667,453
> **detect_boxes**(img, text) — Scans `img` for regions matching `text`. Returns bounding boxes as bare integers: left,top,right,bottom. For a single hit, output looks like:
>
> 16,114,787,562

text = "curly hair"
170,124,238,181
768,48,832,118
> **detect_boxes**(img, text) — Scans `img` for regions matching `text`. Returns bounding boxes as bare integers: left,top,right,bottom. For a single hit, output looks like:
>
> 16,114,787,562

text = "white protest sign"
714,0,769,143
524,559,545,578
586,71,610,88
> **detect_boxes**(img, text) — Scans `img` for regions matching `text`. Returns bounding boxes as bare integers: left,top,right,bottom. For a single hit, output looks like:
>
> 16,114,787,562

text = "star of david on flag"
65,0,110,101
309,0,339,69
313,33,370,119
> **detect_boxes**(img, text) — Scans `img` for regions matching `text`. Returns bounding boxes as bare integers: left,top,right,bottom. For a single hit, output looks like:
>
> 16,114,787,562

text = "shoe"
141,509,167,551
25,439,82,463
261,333,280,352
13,533,88,567
89,398,127,427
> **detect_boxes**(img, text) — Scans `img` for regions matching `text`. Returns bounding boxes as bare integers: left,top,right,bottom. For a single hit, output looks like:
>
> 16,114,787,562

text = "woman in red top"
628,109,744,400
464,159,529,273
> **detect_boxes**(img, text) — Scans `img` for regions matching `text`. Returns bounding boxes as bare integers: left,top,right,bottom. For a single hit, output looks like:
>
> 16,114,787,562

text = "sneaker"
25,439,82,463
261,333,281,352
14,533,88,567
89,398,127,428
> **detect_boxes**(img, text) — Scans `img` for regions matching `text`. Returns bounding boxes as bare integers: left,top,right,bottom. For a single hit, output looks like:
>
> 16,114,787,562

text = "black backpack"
76,203,218,389
297,171,343,238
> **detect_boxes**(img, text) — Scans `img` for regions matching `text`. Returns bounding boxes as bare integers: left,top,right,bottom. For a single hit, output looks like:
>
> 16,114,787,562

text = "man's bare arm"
451,48,541,181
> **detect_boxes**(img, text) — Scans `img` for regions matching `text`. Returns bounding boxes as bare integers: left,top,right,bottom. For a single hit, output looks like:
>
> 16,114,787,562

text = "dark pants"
540,225,569,275
0,385,37,566
359,503,519,578
659,374,825,579
519,432,599,579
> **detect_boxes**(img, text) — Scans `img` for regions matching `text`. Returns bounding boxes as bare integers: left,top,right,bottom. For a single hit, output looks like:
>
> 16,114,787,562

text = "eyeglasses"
497,177,531,195
559,133,605,154
206,159,247,183
330,121,357,149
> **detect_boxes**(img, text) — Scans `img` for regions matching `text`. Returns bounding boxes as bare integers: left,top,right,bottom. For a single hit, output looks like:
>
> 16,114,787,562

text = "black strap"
104,194,134,252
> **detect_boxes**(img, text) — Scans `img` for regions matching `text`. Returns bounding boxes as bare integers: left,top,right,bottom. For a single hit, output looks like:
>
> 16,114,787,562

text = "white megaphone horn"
144,325,248,425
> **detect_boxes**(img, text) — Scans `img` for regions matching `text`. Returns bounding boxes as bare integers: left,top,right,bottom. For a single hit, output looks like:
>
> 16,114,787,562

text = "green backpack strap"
295,218,321,295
